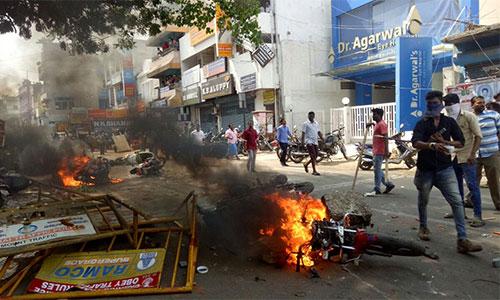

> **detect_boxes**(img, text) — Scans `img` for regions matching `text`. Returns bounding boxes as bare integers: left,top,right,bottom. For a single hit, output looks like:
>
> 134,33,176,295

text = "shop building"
329,0,496,140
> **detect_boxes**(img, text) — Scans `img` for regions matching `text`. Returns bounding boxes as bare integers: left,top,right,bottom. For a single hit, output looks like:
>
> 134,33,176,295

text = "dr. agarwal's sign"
395,36,432,131
334,5,423,67
337,6,422,56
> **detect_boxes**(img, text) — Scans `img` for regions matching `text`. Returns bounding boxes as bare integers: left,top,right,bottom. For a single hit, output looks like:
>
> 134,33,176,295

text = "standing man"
443,94,484,227
412,91,481,253
365,108,395,196
225,124,239,160
471,96,500,211
301,111,323,176
241,121,259,173
276,118,292,166
191,124,205,145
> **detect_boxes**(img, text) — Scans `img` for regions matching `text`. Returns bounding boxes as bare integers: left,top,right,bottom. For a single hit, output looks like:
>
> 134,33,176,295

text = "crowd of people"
188,90,499,255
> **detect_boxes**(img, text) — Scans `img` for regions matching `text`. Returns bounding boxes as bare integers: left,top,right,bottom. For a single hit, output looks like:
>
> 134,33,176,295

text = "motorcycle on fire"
355,129,417,171
300,212,438,268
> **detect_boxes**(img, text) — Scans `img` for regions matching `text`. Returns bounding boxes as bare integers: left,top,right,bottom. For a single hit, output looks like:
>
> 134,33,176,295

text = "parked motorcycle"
258,131,274,152
319,127,349,161
355,130,417,170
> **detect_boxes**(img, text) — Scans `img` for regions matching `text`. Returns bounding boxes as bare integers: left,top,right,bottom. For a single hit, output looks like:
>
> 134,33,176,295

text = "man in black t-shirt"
412,91,482,254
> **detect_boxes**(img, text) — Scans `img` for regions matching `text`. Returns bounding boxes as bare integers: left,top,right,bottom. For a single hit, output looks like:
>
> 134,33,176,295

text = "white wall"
179,31,216,62
275,0,353,132
479,0,500,25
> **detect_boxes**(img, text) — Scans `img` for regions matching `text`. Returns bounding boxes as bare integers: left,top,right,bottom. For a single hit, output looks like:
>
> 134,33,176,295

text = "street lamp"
341,97,350,106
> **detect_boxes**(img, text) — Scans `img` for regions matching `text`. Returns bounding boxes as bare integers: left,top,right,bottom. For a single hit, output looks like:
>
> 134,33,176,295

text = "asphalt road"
104,151,499,300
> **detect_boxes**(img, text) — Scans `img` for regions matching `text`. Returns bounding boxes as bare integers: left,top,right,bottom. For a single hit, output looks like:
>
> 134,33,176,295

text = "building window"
54,97,74,110
340,81,355,90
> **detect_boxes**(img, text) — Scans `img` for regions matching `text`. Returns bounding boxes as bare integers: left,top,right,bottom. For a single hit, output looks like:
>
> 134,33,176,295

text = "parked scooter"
355,128,417,170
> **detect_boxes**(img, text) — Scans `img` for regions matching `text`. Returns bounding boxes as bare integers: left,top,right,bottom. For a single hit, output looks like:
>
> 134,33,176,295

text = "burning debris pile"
57,155,123,187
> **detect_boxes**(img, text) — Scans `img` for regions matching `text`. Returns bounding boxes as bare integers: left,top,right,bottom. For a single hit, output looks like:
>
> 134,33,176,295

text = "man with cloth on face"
442,93,484,227
411,91,482,253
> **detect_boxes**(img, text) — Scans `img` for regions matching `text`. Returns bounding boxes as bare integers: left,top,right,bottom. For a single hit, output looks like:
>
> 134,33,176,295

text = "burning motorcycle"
303,213,438,268
355,130,417,170
73,157,112,185
130,157,165,176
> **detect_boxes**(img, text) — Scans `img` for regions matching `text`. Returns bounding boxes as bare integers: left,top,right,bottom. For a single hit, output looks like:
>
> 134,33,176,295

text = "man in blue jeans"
365,108,395,196
443,93,484,227
276,118,292,166
412,91,482,253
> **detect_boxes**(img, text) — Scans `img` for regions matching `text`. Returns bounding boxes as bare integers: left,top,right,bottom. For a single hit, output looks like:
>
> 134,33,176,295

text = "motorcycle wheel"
360,161,373,170
289,152,305,163
365,235,428,257
340,143,349,160
405,157,416,169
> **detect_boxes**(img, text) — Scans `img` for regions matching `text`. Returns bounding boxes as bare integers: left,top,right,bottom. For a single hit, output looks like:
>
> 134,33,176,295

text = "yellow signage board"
263,90,276,105
28,249,166,293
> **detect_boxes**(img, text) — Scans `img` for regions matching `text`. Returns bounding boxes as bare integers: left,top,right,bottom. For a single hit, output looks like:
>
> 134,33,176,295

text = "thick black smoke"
0,124,90,176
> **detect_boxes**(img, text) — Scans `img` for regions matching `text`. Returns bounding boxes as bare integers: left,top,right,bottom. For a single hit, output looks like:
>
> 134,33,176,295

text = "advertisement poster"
28,249,166,293
0,214,96,249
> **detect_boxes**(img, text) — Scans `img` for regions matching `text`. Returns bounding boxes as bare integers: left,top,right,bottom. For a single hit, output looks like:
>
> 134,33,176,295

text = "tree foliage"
0,0,261,54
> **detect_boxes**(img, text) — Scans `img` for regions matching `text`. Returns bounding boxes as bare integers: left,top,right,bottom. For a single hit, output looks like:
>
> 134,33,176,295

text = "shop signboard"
446,78,500,110
217,43,232,58
182,65,201,88
252,44,275,68
0,214,96,249
262,90,276,105
70,107,89,124
202,58,226,79
88,109,128,120
183,85,200,105
190,21,215,46
201,74,233,100
28,249,166,293
332,1,462,69
395,36,432,131
92,119,129,129
240,73,257,92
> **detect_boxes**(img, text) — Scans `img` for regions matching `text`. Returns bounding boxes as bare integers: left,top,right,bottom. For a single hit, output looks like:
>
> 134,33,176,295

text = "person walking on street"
225,124,239,160
365,108,395,196
302,111,324,176
191,124,205,145
412,90,482,253
443,94,484,227
241,121,259,172
276,118,292,166
471,96,500,210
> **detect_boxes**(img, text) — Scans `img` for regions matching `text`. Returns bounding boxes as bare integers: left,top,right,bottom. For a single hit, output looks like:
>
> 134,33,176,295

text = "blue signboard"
332,0,462,69
395,36,432,131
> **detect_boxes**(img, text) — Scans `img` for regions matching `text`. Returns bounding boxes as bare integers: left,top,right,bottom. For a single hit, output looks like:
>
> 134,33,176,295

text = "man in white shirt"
191,124,205,145
301,111,324,175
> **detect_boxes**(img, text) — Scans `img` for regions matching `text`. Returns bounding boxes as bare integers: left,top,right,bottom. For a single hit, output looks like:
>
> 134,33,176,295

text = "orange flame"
263,193,328,266
57,156,93,187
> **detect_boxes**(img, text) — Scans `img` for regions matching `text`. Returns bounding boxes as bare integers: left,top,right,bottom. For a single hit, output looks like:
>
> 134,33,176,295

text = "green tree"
0,0,261,54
